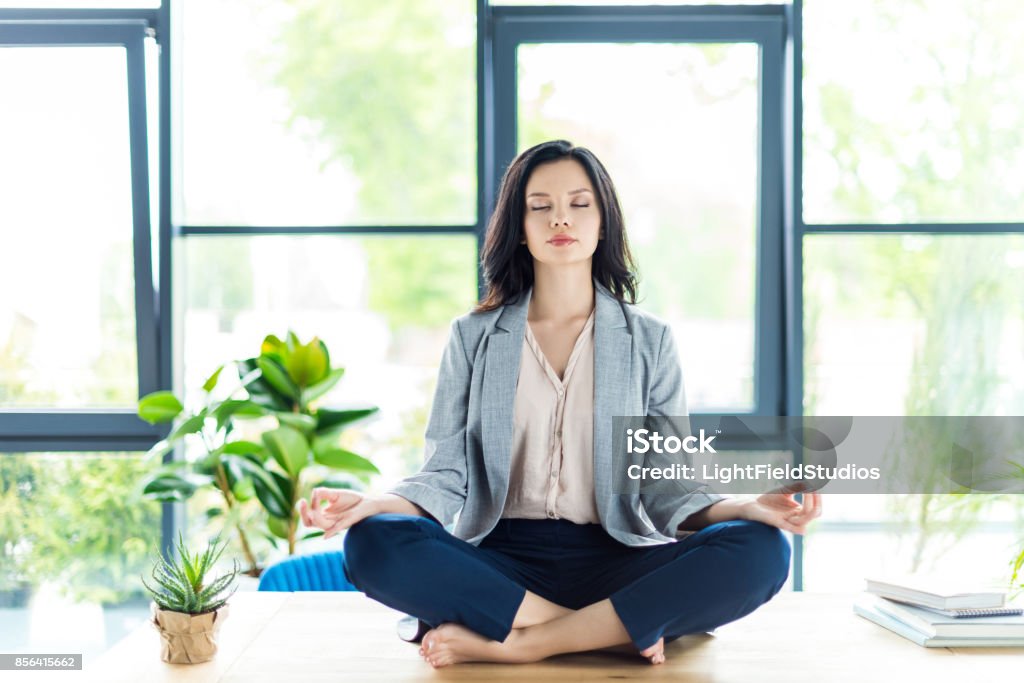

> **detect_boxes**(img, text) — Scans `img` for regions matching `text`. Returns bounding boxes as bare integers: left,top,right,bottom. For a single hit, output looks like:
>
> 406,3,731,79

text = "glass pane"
804,235,1024,416
802,525,1023,591
0,453,159,665
179,234,477,561
518,43,759,412
0,46,139,408
181,0,476,226
803,234,1024,590
804,0,1024,223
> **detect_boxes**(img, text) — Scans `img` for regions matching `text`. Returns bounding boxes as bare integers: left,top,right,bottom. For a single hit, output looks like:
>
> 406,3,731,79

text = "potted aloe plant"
137,331,380,576
143,533,238,664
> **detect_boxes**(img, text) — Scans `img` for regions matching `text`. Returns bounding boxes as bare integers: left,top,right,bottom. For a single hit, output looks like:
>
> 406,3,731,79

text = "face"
521,158,602,267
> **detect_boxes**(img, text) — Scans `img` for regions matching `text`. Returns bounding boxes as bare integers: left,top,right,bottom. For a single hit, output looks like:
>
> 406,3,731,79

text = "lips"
548,236,577,246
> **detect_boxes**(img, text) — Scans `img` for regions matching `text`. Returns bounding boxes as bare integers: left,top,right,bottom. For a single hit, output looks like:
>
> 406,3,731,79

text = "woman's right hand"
297,487,381,539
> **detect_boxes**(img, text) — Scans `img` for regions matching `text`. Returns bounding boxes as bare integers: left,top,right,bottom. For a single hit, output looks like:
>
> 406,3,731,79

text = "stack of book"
854,577,1024,647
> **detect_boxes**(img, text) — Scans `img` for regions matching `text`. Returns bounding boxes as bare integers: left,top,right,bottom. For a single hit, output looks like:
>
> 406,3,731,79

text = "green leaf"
267,515,290,540
202,365,225,393
268,470,294,511
314,407,379,437
237,359,291,412
317,339,331,374
221,440,266,457
168,412,207,442
214,399,265,431
302,530,325,540
257,356,299,400
262,426,310,478
233,458,291,518
138,392,183,424
312,447,379,475
285,336,329,387
141,473,212,502
261,334,286,357
302,367,345,405
274,411,317,434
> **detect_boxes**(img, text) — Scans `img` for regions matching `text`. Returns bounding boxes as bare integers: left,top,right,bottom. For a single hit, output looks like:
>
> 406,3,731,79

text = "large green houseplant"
138,332,379,576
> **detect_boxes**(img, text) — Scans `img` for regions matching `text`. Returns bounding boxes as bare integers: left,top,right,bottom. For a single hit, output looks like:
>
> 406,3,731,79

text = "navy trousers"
342,513,790,651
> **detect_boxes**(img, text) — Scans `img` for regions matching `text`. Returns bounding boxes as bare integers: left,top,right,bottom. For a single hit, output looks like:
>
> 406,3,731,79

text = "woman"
298,140,822,668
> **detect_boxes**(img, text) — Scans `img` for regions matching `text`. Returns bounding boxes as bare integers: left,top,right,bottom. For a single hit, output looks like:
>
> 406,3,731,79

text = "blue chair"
257,549,429,643
257,551,357,592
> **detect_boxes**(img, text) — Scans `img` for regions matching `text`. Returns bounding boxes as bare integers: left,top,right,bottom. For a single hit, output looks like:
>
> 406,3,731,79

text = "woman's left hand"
740,491,822,535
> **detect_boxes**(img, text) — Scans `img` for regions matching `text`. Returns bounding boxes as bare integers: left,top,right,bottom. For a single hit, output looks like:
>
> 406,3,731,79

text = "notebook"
854,596,1024,648
888,600,1024,619
873,596,1024,638
865,576,1005,610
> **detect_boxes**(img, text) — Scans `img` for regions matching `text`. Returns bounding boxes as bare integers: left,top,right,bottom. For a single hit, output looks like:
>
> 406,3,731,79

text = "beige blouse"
501,309,600,523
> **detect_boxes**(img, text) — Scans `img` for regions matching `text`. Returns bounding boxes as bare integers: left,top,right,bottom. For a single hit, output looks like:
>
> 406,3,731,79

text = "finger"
325,495,357,515
800,492,820,518
788,493,823,523
323,513,356,540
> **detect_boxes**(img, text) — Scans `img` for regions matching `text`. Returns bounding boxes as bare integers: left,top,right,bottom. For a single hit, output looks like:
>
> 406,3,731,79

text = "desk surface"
85,591,1019,682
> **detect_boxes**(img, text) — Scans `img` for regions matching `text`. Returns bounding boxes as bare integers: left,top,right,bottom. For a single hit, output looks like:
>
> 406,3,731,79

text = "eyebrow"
526,188,594,198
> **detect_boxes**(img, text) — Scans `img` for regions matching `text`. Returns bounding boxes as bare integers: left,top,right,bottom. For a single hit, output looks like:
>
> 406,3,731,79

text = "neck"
529,261,595,322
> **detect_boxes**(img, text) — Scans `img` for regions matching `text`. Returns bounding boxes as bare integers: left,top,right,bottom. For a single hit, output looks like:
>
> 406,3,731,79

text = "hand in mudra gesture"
742,490,822,535
297,487,377,540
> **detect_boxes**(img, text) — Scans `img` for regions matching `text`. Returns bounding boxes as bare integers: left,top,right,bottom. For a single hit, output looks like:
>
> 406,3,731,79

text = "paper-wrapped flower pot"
151,602,230,664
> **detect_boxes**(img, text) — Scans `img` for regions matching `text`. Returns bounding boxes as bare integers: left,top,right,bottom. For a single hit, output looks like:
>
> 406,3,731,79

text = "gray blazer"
387,279,724,547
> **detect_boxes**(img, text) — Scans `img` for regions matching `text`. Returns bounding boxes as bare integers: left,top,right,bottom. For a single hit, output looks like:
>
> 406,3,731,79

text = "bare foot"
600,636,665,664
639,637,665,665
418,623,533,668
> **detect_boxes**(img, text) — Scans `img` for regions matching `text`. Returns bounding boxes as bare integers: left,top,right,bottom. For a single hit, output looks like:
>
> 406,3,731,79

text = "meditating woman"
297,139,822,668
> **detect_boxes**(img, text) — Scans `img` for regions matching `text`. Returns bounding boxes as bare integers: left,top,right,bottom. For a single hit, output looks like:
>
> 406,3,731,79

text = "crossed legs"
343,514,789,668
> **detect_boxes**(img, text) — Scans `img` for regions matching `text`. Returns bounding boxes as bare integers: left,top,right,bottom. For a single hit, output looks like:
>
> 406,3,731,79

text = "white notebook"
865,576,1005,610
854,596,1024,648
873,596,1024,638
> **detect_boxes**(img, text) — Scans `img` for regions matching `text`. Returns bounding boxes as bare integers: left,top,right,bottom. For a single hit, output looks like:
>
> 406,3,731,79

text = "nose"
550,213,570,228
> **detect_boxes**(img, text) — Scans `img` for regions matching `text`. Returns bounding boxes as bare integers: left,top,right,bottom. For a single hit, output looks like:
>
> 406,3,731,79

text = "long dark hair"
474,140,639,313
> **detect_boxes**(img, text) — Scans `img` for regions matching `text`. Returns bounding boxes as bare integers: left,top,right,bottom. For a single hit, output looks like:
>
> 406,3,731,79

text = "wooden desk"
87,591,1020,682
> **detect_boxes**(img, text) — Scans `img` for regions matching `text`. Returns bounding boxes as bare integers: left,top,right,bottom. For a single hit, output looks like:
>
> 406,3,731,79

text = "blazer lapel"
480,287,531,513
593,281,633,524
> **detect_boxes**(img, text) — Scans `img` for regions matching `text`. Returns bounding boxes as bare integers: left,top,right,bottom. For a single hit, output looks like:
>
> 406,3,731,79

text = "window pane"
804,235,1024,416
0,47,139,408
804,0,1024,223
181,0,476,226
0,453,159,665
803,234,1024,590
518,42,759,411
179,234,477,509
802,524,1022,591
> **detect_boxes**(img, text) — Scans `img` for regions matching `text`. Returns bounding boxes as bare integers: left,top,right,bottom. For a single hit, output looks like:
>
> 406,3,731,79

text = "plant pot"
150,602,230,664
